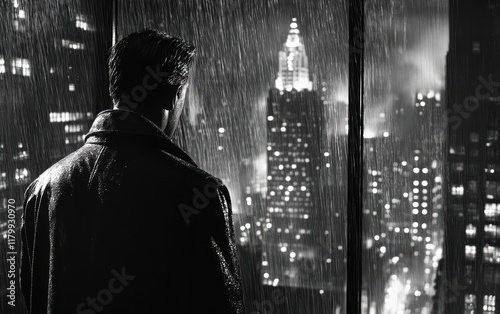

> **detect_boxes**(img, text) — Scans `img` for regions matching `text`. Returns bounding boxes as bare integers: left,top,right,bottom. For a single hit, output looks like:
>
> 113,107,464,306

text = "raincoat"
20,109,243,314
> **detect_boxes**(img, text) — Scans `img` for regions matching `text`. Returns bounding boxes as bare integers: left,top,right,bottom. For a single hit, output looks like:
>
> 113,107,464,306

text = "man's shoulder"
26,144,103,197
158,148,223,188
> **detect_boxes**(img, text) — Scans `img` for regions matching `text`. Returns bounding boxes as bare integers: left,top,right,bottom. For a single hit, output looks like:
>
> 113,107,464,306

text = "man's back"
21,109,243,313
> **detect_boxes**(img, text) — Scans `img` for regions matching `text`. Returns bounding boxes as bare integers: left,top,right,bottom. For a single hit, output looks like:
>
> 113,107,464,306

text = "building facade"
445,1,500,313
262,19,332,291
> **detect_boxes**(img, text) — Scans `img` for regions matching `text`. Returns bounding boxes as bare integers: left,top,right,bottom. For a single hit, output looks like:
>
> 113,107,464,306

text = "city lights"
2,3,492,313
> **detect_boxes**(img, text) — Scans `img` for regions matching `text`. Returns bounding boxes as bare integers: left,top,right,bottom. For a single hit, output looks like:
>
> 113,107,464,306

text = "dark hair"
108,29,196,107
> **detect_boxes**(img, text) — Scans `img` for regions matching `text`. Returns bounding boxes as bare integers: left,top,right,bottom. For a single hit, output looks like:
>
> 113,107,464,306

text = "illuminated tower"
275,18,313,92
261,18,332,292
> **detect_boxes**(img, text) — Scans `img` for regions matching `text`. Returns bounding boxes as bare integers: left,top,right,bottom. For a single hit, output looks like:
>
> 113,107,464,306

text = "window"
11,58,30,76
49,112,93,123
1,2,109,311
0,172,7,190
470,132,479,142
466,224,476,238
465,294,477,313
61,39,85,50
14,168,30,185
0,56,5,73
465,265,474,284
450,145,465,155
468,180,477,197
452,185,464,196
466,245,476,260
452,162,464,171
485,203,500,220
486,181,500,199
3,0,499,312
64,124,85,133
484,295,496,314
484,245,500,264
472,42,480,53
487,130,499,141
484,267,500,284
76,14,94,31
485,164,499,174
485,224,500,239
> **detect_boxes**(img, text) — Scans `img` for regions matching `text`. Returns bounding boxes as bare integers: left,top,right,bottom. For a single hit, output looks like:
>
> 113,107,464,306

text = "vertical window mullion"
347,0,364,313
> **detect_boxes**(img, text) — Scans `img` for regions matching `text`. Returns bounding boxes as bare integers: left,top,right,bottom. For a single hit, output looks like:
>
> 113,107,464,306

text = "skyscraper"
361,90,446,313
261,18,331,291
445,1,500,313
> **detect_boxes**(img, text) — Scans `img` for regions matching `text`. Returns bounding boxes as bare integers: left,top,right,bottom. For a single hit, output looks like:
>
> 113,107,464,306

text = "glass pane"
364,0,500,313
117,1,347,313
0,1,110,313
363,1,448,313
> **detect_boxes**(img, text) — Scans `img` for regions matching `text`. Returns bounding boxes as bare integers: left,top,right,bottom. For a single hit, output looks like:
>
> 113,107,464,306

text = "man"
20,29,243,313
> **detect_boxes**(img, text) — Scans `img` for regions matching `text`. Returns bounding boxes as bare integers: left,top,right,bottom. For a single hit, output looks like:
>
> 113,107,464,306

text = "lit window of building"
62,39,85,50
483,245,500,264
466,224,476,238
485,164,498,173
13,150,28,161
485,203,500,219
465,245,476,260
0,56,5,73
465,294,477,313
76,14,94,31
483,295,496,314
452,185,464,196
485,224,500,239
64,124,85,133
14,168,30,185
486,180,496,194
11,58,30,76
50,112,92,123
0,172,7,190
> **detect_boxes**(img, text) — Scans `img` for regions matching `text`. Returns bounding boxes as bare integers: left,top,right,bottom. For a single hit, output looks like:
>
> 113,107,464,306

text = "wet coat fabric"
20,109,244,314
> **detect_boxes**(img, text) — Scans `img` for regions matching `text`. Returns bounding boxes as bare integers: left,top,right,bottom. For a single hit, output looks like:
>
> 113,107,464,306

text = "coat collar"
84,109,197,167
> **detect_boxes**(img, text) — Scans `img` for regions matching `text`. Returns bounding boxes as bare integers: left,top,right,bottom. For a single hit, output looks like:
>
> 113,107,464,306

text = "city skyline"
1,1,497,314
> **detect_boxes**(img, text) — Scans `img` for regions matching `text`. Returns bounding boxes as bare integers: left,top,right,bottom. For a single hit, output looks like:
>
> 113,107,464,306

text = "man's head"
108,29,196,136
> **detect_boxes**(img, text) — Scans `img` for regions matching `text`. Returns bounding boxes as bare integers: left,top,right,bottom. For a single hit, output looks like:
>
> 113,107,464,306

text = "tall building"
412,91,446,311
261,19,332,291
361,90,446,313
445,1,500,313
